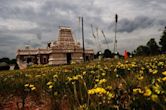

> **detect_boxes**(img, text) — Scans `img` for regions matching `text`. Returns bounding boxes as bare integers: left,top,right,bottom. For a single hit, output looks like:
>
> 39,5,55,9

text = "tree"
10,59,17,64
94,51,102,59
146,38,160,55
0,57,10,64
136,45,150,56
103,49,112,58
159,26,166,53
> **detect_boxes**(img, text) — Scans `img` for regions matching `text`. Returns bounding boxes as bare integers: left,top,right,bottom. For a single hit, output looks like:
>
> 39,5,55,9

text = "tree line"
135,26,166,56
95,26,166,58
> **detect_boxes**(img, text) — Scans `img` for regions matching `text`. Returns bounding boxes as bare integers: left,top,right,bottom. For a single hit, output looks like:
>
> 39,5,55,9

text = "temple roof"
57,26,75,44
17,26,94,55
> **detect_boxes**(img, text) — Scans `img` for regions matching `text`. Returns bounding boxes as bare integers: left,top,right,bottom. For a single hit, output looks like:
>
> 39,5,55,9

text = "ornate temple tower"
49,26,93,65
16,26,94,67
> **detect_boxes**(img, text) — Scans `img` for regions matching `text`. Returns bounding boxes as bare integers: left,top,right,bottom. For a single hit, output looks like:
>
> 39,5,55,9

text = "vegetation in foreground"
0,55,166,110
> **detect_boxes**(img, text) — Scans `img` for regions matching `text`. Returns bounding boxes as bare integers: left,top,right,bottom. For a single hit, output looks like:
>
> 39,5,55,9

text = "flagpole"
114,14,118,53
81,17,85,62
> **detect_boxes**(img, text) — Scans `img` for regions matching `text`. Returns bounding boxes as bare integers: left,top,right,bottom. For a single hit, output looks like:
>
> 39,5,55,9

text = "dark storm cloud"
0,0,166,58
0,34,23,46
158,19,166,26
118,16,154,33
108,16,166,33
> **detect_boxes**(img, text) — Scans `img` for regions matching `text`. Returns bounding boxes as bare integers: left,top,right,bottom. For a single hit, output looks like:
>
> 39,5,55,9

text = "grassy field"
0,55,166,110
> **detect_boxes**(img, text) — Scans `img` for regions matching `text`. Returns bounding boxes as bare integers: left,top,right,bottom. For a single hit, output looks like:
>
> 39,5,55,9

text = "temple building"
16,27,94,67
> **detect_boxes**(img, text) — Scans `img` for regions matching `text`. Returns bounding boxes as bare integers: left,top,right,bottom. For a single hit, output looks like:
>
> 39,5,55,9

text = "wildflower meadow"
0,55,166,110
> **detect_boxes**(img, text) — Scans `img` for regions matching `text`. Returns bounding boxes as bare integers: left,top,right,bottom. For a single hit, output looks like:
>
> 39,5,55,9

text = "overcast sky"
0,0,166,58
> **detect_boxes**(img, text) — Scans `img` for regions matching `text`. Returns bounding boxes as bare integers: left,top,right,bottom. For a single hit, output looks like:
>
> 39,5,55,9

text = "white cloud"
0,19,38,31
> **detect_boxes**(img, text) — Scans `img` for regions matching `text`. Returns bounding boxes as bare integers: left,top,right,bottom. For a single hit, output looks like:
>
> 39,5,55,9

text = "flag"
124,50,128,60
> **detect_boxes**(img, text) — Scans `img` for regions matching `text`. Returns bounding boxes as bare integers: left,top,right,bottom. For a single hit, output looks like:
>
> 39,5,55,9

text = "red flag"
124,50,128,60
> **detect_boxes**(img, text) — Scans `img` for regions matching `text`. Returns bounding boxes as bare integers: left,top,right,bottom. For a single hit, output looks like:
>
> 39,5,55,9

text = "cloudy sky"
0,0,166,58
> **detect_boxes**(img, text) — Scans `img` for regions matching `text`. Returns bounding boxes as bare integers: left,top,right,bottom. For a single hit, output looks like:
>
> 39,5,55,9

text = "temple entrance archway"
66,53,72,64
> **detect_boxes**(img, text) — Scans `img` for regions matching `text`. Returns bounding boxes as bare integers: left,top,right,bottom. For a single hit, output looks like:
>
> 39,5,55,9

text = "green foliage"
136,45,150,56
146,38,160,55
0,58,17,64
159,27,166,52
0,58,10,64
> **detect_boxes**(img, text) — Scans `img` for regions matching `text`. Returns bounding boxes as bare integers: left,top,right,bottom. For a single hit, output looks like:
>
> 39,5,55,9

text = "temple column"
37,55,41,64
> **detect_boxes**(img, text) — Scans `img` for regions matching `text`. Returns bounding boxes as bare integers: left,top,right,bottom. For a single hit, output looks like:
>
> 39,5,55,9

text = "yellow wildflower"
73,76,78,80
83,71,86,75
88,87,107,95
24,84,29,87
107,92,114,99
53,74,58,78
95,79,99,82
31,87,36,91
95,87,107,94
106,86,112,90
152,83,161,94
47,81,53,85
151,94,159,102
153,70,158,74
162,71,166,76
144,88,152,96
141,67,145,70
133,88,144,94
49,85,53,89
98,79,107,85
149,68,153,73
157,78,162,82
140,70,144,74
137,75,144,80
162,77,166,81
102,73,106,76
29,84,34,88
67,77,72,81
88,89,95,95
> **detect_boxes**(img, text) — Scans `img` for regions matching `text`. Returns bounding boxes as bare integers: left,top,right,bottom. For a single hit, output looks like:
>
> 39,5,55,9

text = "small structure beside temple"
16,26,94,67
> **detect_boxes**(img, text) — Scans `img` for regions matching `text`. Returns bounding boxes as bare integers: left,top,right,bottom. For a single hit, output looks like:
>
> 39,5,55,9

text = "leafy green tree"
159,27,166,53
10,59,17,64
146,38,160,55
0,57,10,64
136,45,150,56
103,49,112,58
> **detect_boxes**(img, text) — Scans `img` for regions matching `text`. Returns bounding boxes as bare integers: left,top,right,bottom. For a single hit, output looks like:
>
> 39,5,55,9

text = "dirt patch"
0,96,51,110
